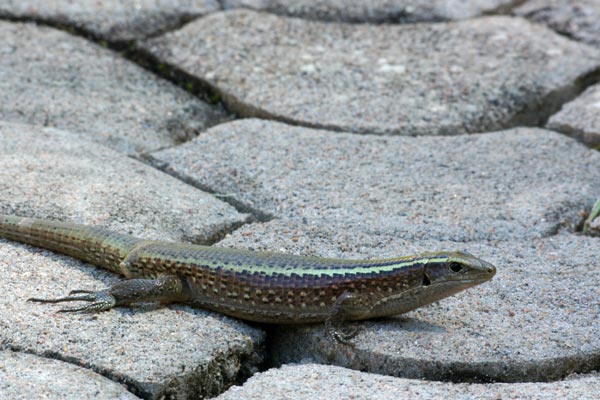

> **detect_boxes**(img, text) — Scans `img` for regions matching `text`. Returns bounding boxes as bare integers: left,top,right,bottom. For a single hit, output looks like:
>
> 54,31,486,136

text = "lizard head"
364,251,496,319
423,251,496,287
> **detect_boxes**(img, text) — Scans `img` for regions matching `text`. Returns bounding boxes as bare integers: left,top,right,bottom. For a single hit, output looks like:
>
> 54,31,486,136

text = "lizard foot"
28,290,116,312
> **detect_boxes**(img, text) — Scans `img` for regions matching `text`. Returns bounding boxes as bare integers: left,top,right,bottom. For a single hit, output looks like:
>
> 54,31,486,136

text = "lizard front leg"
325,291,363,345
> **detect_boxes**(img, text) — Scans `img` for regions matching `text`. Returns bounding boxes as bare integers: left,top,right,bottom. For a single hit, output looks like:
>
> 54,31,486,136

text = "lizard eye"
448,262,464,273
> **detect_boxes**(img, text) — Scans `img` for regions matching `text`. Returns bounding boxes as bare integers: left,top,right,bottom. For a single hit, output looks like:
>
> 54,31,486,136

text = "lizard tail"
0,214,142,273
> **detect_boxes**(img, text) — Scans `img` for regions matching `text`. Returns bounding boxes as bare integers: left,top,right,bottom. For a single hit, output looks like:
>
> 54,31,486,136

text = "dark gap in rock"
139,153,274,225
0,13,235,119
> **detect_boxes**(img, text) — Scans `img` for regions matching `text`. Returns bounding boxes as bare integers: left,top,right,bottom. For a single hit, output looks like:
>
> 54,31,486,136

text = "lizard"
0,214,496,343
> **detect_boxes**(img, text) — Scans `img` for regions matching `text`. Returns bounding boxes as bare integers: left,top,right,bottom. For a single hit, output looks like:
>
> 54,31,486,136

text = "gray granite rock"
514,0,600,47
0,351,140,400
142,11,600,136
222,0,517,23
216,364,600,400
547,82,600,146
0,241,264,399
0,0,219,41
0,21,227,155
219,230,599,382
147,119,600,381
148,119,600,243
0,122,249,243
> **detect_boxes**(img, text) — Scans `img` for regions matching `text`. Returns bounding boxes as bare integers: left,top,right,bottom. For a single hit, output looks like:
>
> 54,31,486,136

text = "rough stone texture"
146,119,600,382
0,122,249,244
222,0,517,23
142,10,600,136
0,21,227,155
0,350,140,400
219,230,600,382
216,364,600,400
514,0,600,48
148,119,600,243
547,82,600,146
0,240,265,400
0,0,219,42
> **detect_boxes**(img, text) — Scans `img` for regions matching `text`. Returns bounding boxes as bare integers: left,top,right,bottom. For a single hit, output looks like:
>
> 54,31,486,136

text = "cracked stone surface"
142,10,600,136
547,82,600,146
0,241,264,399
2,2,600,398
514,0,600,48
222,0,518,23
216,364,600,400
0,122,249,244
148,119,600,382
0,351,140,399
0,21,227,155
148,119,600,243
0,0,219,41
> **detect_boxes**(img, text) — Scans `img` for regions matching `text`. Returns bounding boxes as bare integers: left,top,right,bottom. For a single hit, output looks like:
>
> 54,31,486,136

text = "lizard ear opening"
422,273,431,286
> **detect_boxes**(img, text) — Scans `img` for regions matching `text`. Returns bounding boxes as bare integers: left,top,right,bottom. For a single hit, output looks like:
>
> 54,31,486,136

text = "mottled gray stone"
142,11,600,136
147,119,600,381
514,0,600,47
222,0,517,23
0,0,219,41
0,21,227,155
0,122,249,243
547,82,600,146
217,364,600,400
219,229,600,382
0,241,264,399
0,351,139,400
148,119,600,243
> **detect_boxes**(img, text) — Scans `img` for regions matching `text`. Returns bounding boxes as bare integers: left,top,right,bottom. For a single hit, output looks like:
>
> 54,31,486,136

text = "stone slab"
0,239,264,399
0,350,139,400
514,0,600,48
148,119,600,243
547,82,600,146
0,0,219,42
0,122,249,243
0,21,227,155
142,11,600,136
216,364,600,400
219,226,600,382
222,0,517,23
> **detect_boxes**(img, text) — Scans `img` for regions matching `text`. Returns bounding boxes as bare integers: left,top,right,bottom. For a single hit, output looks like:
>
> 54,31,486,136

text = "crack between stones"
493,68,600,138
3,11,592,242
3,346,151,398
484,0,530,16
137,147,595,245
4,342,264,400
0,14,233,117
128,46,600,140
3,14,600,142
139,152,274,225
260,331,600,384
118,153,251,247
